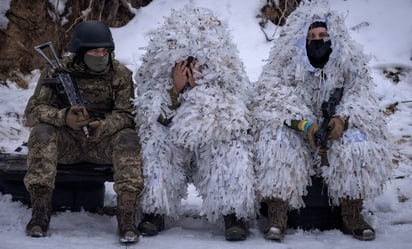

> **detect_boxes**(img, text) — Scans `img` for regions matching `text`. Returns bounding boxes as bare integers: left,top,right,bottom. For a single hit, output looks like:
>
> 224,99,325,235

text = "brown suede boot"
138,213,165,236
224,213,248,241
117,191,140,243
263,198,288,241
341,198,375,241
26,185,53,237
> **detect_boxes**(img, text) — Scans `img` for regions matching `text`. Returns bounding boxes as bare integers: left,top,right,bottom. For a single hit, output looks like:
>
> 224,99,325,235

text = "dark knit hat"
309,21,327,30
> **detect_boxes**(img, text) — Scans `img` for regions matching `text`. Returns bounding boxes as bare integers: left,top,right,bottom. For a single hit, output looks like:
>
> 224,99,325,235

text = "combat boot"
26,185,52,237
224,213,247,241
263,198,288,241
117,191,140,243
138,213,165,236
341,198,375,241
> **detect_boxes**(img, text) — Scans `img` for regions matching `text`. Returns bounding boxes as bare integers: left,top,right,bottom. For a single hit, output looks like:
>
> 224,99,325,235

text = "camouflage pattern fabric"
25,56,136,132
23,55,143,194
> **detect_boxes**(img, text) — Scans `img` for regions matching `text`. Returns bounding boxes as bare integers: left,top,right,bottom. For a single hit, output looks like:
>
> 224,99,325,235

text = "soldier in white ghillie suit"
252,1,392,241
133,6,256,241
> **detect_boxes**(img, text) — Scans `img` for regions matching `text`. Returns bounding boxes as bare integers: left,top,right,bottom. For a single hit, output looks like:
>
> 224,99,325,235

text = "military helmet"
68,20,114,53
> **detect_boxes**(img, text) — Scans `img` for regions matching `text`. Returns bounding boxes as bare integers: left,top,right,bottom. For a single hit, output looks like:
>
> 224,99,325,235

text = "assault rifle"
315,87,344,167
284,87,344,167
34,41,89,138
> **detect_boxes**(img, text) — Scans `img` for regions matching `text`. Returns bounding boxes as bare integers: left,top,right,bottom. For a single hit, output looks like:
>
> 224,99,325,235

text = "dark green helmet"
68,20,114,53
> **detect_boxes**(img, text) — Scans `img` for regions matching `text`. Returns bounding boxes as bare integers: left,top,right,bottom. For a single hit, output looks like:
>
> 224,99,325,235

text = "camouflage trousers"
23,123,143,194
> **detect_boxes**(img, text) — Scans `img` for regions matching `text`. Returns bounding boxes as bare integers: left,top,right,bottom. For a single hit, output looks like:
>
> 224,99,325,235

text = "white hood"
134,5,252,150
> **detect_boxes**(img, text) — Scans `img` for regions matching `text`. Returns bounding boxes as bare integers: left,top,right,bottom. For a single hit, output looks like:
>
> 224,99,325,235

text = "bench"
1,153,342,229
0,153,113,212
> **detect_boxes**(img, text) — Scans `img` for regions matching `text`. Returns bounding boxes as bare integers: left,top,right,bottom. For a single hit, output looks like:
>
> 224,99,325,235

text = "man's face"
305,26,332,68
83,47,110,73
306,27,329,41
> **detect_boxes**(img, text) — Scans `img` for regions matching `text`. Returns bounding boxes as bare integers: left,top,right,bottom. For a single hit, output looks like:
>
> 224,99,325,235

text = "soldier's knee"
29,123,57,144
113,128,140,151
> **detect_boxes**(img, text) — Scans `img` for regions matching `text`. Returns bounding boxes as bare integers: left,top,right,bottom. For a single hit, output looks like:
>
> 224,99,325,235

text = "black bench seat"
0,153,113,212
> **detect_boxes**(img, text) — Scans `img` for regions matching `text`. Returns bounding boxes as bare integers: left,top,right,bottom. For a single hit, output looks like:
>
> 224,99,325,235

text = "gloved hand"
307,122,319,151
65,106,89,130
88,119,106,141
328,117,346,140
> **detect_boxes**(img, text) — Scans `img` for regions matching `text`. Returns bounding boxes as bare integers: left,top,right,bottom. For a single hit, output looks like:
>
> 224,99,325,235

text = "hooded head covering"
134,5,252,148
253,0,376,130
259,0,370,75
135,5,251,98
309,21,327,29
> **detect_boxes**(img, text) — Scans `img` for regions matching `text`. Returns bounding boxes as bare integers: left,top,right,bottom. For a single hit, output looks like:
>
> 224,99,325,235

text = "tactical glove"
307,122,319,151
65,106,89,130
328,117,346,140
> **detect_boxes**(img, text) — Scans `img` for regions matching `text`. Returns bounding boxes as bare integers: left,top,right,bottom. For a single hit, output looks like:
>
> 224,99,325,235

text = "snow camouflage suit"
134,6,256,223
23,54,143,194
252,1,393,209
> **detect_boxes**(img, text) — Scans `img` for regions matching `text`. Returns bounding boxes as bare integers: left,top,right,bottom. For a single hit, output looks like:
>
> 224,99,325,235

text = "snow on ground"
1,0,412,248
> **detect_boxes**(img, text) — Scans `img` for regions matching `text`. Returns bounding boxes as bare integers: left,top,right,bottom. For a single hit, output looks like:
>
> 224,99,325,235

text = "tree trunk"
260,0,300,27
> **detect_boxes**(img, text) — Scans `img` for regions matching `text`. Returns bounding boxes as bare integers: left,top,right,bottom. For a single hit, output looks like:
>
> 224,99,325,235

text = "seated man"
134,6,256,241
23,20,143,243
252,1,392,241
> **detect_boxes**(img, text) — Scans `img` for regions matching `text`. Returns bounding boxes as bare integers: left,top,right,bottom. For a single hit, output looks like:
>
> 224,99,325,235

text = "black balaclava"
306,21,332,68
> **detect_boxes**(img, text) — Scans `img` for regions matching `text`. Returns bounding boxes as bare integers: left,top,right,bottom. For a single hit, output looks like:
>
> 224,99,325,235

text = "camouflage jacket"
24,54,136,137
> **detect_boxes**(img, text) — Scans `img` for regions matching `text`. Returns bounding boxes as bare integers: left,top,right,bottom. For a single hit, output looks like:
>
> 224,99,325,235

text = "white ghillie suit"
133,6,256,223
252,1,393,209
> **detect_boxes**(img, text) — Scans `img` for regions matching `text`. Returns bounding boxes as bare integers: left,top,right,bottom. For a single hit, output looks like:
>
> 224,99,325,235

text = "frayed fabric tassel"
255,128,312,209
139,128,189,219
323,137,392,205
193,139,256,223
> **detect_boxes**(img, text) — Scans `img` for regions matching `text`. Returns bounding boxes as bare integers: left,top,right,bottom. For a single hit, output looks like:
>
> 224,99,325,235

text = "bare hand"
186,62,196,87
88,119,106,141
65,106,90,130
172,60,197,92
172,61,189,92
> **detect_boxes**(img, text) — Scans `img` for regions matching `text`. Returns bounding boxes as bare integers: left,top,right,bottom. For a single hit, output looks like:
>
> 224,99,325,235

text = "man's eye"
307,32,319,39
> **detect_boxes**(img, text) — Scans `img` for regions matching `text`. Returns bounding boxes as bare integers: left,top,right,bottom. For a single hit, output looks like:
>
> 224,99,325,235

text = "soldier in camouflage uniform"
23,20,143,243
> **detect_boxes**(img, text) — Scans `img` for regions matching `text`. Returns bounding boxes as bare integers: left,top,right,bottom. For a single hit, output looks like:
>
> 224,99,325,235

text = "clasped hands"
65,106,105,138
